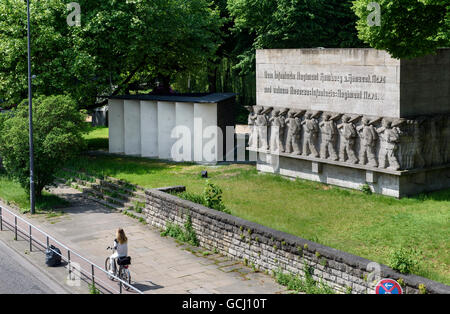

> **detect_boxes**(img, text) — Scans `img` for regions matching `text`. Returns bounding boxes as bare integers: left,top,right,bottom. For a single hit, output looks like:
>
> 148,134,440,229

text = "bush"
177,192,206,206
161,214,199,247
274,264,335,294
0,95,87,197
203,180,227,212
388,247,422,274
175,181,230,214
361,184,372,195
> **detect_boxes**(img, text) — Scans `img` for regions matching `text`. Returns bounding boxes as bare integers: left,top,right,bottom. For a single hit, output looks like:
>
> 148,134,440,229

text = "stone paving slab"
15,185,285,294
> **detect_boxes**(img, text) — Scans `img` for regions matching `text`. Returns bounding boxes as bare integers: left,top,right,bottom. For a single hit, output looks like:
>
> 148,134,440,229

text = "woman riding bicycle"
109,228,128,274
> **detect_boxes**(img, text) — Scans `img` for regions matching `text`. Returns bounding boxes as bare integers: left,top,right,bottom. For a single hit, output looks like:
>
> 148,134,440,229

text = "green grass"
0,171,68,214
64,152,450,285
84,125,109,151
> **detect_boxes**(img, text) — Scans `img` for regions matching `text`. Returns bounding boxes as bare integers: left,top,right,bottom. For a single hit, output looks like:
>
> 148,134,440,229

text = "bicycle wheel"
119,268,132,290
105,257,114,280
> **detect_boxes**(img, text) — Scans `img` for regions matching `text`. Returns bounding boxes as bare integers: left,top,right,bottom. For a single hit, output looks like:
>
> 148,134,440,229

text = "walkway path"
18,184,285,294
0,238,68,294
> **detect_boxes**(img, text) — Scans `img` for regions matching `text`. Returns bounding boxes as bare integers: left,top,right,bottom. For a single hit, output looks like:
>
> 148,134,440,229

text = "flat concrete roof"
109,93,236,104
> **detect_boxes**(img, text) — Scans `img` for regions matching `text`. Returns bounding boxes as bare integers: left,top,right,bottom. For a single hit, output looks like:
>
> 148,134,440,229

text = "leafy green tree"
227,0,363,74
0,95,86,196
0,0,222,108
352,0,449,59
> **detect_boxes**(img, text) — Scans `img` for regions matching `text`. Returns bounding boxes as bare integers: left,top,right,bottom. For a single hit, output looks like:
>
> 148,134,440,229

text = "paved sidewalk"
16,184,285,294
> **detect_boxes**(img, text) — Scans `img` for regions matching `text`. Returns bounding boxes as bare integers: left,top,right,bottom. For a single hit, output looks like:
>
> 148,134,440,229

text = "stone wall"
143,188,450,294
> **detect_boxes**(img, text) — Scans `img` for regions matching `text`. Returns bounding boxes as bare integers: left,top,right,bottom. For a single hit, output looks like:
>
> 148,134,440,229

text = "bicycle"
105,246,132,290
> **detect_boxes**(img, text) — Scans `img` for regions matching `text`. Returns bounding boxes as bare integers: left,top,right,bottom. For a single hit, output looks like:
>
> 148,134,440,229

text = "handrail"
0,204,143,294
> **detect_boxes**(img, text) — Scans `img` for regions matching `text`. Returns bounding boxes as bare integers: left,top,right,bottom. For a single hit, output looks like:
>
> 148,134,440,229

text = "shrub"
177,192,205,205
361,184,372,195
161,214,199,247
0,95,86,197
175,181,230,214
203,180,228,213
418,284,427,294
388,247,422,274
274,264,335,294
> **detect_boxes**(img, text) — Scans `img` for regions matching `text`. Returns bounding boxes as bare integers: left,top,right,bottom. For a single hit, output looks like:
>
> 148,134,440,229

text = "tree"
227,0,363,75
0,95,86,197
0,0,222,108
352,0,449,59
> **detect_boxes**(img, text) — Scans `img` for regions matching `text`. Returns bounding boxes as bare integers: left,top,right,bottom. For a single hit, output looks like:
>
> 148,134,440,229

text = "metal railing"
0,205,143,294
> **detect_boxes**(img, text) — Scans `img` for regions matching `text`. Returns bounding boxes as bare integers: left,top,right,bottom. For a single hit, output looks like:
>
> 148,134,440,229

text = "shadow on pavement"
133,281,164,292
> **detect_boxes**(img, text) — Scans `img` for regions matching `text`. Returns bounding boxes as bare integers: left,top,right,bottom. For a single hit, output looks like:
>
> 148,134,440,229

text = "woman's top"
114,239,128,257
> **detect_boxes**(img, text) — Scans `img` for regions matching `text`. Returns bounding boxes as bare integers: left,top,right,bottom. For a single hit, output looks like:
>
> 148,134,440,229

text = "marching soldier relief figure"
246,106,257,148
337,115,359,164
285,110,305,155
255,106,271,150
269,108,287,153
377,119,401,170
302,112,320,158
319,113,340,161
357,117,379,167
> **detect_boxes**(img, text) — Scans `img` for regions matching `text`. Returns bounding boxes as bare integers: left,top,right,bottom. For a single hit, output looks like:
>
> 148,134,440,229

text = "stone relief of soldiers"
319,113,341,161
337,115,359,164
301,112,320,158
377,119,401,170
269,108,287,153
356,117,379,167
285,110,305,155
247,108,449,171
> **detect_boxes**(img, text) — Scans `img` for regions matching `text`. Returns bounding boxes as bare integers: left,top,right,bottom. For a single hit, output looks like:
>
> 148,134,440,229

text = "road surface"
0,239,67,294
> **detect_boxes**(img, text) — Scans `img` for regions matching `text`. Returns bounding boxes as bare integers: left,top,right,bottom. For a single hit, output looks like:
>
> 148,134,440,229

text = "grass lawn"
84,125,109,151
0,170,68,215
64,152,450,285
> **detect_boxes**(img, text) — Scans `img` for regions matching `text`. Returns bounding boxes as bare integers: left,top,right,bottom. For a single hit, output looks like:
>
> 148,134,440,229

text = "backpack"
45,245,62,267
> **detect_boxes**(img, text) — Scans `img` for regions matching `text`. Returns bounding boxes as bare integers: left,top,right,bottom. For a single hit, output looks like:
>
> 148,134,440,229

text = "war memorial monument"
247,48,450,197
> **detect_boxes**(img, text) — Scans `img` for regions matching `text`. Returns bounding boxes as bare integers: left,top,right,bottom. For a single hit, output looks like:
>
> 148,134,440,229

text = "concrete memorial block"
108,93,235,163
140,100,158,157
157,101,176,159
124,100,141,156
175,102,194,161
249,48,450,197
194,102,220,162
108,99,124,153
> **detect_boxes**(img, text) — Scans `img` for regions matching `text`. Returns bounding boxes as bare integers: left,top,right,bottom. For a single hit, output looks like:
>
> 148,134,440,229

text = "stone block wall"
143,188,450,294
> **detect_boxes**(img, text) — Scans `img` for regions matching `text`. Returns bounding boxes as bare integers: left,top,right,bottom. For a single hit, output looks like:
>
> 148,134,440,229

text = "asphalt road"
0,239,67,294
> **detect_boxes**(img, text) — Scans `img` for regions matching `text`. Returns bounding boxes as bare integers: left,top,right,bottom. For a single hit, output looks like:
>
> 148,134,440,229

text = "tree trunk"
208,64,217,93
